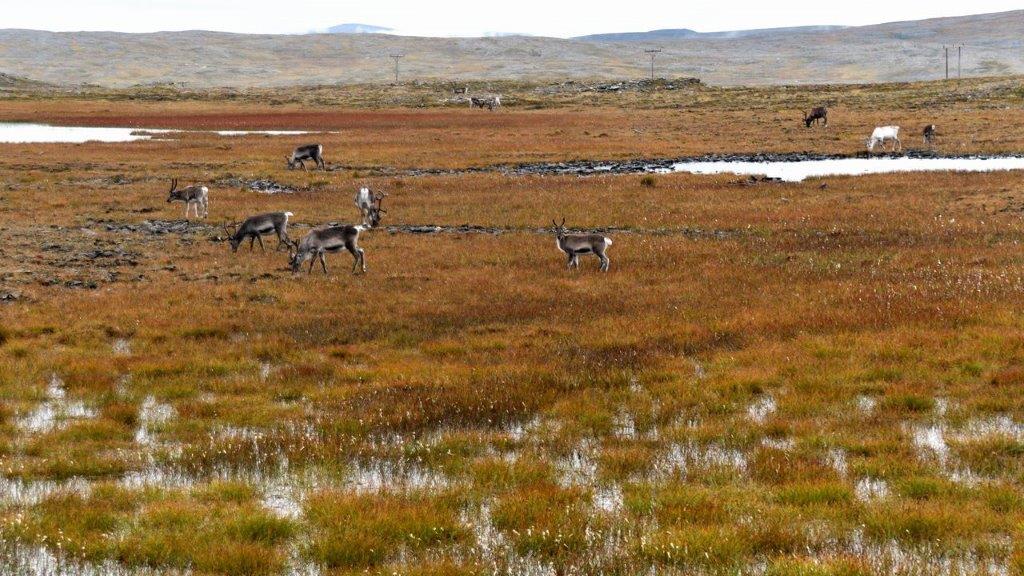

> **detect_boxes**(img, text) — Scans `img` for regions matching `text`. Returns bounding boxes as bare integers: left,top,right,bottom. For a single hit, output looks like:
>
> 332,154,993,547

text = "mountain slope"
323,24,392,34
0,11,1021,87
575,25,845,42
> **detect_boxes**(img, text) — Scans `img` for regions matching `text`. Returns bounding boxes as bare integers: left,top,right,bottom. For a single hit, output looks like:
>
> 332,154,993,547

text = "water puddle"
854,477,889,502
668,156,1024,182
134,396,175,446
592,484,624,514
654,441,748,478
556,440,599,487
462,502,556,576
0,476,91,507
0,123,318,143
0,540,170,576
17,375,95,434
826,448,848,476
746,395,777,424
345,458,452,493
856,395,877,415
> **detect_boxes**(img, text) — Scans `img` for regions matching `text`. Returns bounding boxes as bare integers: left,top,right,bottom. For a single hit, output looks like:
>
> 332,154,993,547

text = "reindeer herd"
166,143,615,275
800,106,938,152
165,112,944,277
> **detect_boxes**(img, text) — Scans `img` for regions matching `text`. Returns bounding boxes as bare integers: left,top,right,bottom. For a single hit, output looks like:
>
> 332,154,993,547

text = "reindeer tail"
604,237,613,246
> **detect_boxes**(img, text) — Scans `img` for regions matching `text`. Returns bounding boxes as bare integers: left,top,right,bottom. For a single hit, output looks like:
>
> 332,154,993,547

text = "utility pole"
944,46,949,80
644,48,662,80
958,45,962,79
389,54,404,84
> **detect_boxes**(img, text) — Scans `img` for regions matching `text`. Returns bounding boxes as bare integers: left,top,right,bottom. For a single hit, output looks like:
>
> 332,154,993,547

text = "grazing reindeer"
803,106,828,128
225,212,293,252
470,96,501,110
166,179,209,219
286,144,325,171
353,187,388,227
923,124,937,145
867,126,902,153
288,225,367,275
552,218,613,272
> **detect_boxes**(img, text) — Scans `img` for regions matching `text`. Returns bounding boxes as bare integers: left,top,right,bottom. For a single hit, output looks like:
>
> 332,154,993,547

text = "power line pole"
944,46,949,80
958,45,962,79
644,48,662,80
389,54,404,84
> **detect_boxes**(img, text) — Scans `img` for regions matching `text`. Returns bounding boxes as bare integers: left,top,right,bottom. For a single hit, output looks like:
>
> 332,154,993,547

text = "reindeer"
225,212,293,252
286,144,325,171
867,126,901,153
353,187,388,227
166,179,209,219
288,225,367,275
552,218,613,272
803,106,828,128
470,96,501,111
923,124,937,145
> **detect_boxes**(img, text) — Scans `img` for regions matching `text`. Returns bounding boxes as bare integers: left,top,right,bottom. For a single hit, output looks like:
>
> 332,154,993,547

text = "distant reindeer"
225,212,293,252
166,179,209,219
470,96,501,111
552,218,613,272
286,144,325,171
452,84,468,95
867,126,901,153
803,106,828,128
288,225,367,275
353,187,388,227
923,124,937,145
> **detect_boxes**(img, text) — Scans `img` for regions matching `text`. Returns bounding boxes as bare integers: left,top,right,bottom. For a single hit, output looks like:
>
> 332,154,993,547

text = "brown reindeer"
803,107,828,128
165,179,209,219
552,218,613,272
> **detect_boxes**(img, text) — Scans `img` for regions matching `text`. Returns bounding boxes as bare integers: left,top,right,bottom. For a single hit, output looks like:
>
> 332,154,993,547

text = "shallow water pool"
669,156,1024,182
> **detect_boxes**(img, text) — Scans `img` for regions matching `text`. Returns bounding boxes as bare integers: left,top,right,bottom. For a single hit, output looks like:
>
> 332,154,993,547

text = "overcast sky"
4,1,1020,37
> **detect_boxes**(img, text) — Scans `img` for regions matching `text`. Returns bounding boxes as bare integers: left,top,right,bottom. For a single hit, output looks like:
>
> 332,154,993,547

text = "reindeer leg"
319,252,328,275
566,252,574,270
256,234,266,252
249,236,255,251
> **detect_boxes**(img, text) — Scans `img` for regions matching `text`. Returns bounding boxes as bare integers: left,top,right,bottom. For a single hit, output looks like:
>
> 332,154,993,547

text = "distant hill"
576,25,846,42
0,11,1022,87
323,23,392,34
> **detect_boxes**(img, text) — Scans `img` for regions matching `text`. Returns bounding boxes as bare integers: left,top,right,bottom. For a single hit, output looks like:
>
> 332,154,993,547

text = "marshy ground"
2,79,1024,575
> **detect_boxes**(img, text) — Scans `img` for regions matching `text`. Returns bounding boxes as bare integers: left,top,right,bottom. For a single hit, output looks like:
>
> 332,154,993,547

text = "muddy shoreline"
340,151,1024,178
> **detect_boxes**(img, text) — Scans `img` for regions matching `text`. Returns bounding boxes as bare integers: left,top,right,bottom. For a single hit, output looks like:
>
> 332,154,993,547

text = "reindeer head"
368,192,388,228
285,155,297,170
166,179,185,203
552,217,567,238
287,240,308,273
223,224,242,252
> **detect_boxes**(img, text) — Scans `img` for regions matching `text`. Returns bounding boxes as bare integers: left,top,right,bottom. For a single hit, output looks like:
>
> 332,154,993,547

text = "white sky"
4,1,1021,37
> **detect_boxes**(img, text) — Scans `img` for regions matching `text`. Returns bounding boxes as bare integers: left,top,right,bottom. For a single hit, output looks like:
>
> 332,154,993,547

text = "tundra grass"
2,91,1024,574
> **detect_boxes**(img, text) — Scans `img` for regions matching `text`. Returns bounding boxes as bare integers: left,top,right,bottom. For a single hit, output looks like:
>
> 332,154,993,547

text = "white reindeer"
867,126,901,153
354,187,387,227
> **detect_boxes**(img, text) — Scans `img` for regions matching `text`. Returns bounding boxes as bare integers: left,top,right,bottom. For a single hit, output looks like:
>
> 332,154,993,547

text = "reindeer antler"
169,178,178,192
